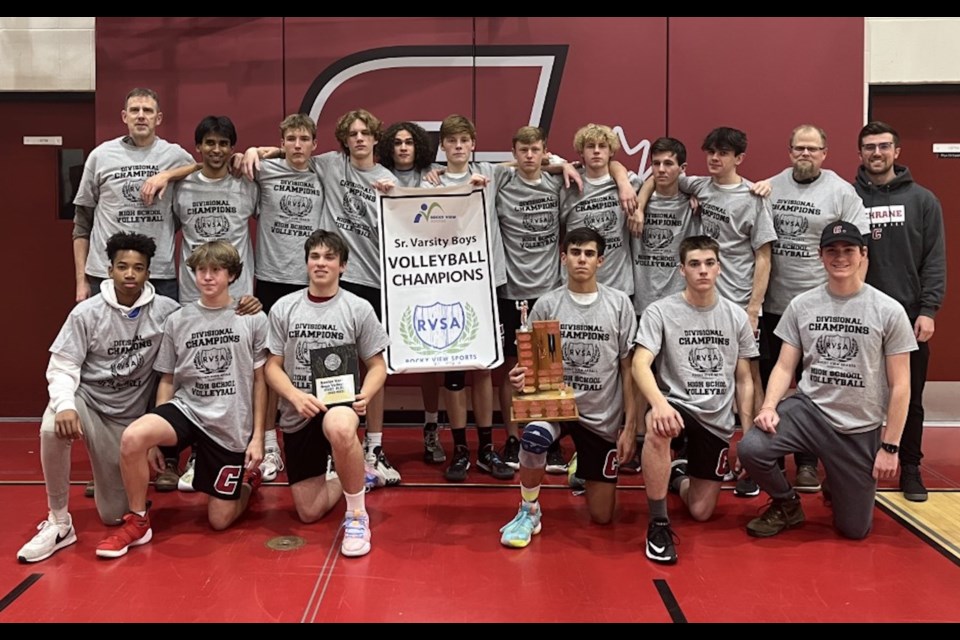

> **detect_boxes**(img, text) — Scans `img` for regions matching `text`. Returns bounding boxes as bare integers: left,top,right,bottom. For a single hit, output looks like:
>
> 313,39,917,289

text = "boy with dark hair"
633,235,757,564
635,126,776,498
739,221,916,539
17,232,181,563
499,227,637,548
265,229,390,557
244,109,401,486
96,241,269,559
377,121,439,185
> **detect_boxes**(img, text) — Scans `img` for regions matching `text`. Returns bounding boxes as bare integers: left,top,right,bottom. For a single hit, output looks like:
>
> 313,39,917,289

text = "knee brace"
443,371,466,391
519,421,559,468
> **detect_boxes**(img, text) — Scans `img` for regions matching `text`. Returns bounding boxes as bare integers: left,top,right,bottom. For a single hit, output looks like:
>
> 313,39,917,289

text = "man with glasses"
853,121,946,503
754,125,869,497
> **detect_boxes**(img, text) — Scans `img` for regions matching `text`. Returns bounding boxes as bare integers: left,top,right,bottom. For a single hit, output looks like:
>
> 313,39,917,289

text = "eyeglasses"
790,145,825,154
861,142,896,153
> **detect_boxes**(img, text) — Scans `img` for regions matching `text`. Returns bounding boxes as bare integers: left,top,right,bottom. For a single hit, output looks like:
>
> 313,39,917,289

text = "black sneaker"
423,424,447,464
900,464,928,502
444,445,471,482
668,458,688,495
734,475,761,498
822,476,832,507
620,453,642,474
645,519,678,564
746,494,805,538
478,446,515,480
545,447,568,474
501,435,521,470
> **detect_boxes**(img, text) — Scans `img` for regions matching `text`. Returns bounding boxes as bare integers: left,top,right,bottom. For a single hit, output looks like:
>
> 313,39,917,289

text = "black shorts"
561,422,619,484
282,416,333,485
256,279,305,315
339,281,382,322
759,312,803,385
666,402,731,482
753,313,770,362
152,403,247,500
497,296,539,358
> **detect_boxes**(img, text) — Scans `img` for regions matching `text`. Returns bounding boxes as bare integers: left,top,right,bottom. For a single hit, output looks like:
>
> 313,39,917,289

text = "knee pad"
520,421,558,454
443,371,466,391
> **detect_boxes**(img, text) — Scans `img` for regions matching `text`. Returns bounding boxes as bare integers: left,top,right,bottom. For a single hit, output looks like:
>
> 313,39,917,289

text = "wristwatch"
880,442,900,454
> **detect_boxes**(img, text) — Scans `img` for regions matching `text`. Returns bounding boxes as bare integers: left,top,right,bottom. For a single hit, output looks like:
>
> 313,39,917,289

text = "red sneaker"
244,467,263,493
96,512,152,559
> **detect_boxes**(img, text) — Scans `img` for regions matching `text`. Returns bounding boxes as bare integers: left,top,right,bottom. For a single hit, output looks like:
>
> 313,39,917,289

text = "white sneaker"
324,454,338,482
260,448,284,483
178,454,197,492
371,446,401,486
340,509,371,557
364,461,387,492
17,513,76,563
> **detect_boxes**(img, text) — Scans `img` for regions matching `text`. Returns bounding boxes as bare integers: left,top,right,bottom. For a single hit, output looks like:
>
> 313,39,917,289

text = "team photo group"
18,86,944,566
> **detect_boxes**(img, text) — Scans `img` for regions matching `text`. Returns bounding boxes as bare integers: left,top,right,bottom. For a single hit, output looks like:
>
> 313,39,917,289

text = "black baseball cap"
820,221,865,248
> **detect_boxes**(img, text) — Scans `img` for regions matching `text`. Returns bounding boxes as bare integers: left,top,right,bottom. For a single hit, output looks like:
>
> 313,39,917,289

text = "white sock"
365,432,383,449
344,488,365,514
424,411,439,425
264,429,279,451
51,507,70,525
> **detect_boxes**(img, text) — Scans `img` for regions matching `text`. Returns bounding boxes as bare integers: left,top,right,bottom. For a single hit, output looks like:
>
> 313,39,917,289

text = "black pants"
759,313,818,469
901,340,929,466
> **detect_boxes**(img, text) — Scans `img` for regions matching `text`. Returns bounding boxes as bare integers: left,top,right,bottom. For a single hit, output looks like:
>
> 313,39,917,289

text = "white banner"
378,184,503,374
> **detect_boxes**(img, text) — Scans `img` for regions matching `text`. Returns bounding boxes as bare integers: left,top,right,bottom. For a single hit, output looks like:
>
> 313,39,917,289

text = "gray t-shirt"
496,171,564,300
679,176,777,309
314,151,396,288
635,292,758,441
74,136,194,279
777,283,917,434
50,292,181,421
631,191,699,316
155,303,269,452
254,158,324,285
560,171,642,295
530,284,637,442
426,162,509,287
391,164,441,188
267,288,390,433
765,168,869,315
173,173,259,303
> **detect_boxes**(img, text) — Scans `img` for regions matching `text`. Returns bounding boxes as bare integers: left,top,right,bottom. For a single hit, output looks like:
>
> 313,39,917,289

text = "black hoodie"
854,164,946,320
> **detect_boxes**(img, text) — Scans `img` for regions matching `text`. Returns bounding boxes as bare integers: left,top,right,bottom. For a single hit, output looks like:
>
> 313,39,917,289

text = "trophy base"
511,387,579,423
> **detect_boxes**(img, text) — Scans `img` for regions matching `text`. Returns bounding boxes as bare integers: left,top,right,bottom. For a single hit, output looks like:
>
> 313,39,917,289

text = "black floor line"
653,578,687,623
0,573,42,614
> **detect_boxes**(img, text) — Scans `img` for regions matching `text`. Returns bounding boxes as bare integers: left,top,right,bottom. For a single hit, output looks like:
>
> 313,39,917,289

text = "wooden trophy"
510,302,578,423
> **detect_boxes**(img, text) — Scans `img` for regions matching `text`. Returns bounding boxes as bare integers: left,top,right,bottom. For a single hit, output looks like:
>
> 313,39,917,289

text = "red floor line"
300,528,343,623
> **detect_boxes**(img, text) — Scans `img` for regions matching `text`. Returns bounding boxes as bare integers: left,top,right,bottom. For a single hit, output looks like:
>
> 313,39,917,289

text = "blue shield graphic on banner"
414,302,465,349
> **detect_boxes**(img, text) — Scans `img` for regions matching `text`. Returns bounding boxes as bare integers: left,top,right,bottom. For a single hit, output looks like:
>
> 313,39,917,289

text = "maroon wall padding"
871,90,960,381
0,98,95,415
667,17,865,183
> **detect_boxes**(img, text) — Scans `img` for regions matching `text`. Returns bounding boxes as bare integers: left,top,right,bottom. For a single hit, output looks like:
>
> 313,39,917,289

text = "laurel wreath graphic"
399,304,478,355
815,334,859,362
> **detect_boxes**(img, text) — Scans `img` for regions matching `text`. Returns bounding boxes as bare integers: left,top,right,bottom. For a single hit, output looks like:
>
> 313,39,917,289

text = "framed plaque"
310,344,359,407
